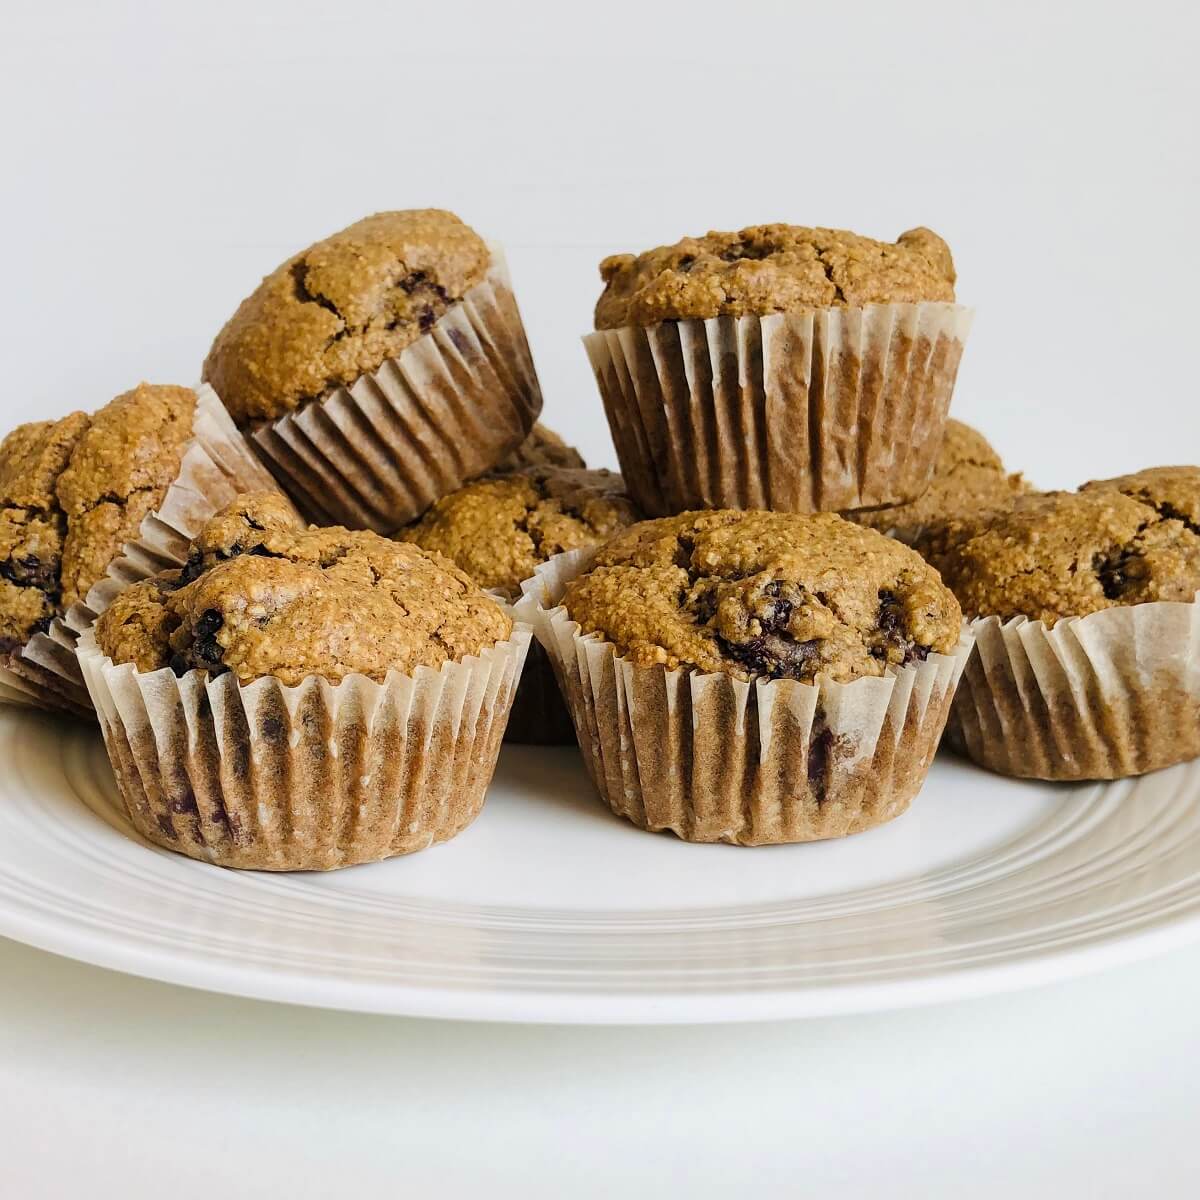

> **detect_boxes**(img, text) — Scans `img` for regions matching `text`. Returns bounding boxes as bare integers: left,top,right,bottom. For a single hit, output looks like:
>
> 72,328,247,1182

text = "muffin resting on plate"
0,383,279,716
400,466,638,742
79,494,531,871
517,509,973,845
941,476,1200,780
852,419,1031,568
584,223,972,517
202,209,543,532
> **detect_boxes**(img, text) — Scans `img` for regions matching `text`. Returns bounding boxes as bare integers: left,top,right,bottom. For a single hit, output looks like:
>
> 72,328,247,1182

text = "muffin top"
853,419,1030,563
560,509,962,684
203,210,490,425
399,467,638,594
1080,465,1200,530
0,383,196,651
496,422,586,472
95,493,512,685
939,486,1200,624
595,225,956,328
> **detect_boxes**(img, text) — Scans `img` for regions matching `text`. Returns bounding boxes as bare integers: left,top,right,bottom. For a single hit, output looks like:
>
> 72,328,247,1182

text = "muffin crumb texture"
940,477,1200,624
203,210,490,424
95,493,512,685
496,423,586,472
562,509,962,684
595,224,956,328
400,467,638,593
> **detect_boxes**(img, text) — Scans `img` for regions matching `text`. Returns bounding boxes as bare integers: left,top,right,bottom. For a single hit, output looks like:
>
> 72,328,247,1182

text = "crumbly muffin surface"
203,210,490,424
496,423,586,472
939,487,1200,624
56,383,196,609
595,225,956,328
853,420,1030,563
0,413,90,649
95,493,512,685
399,467,637,594
561,509,962,684
1080,465,1200,531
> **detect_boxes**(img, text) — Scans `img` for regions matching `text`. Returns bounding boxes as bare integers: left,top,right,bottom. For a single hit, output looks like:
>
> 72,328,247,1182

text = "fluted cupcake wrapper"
0,384,291,719
503,638,577,745
76,623,532,871
583,302,973,517
947,596,1200,781
515,549,973,845
252,251,543,533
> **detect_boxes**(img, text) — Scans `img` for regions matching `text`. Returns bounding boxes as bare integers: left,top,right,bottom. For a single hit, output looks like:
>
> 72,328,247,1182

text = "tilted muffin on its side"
516,509,973,845
80,494,530,870
585,224,972,517
400,466,638,742
941,481,1200,780
202,210,543,532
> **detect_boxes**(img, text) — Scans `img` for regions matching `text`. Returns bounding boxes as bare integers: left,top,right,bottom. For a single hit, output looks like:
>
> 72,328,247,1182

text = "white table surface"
3,2,1200,1194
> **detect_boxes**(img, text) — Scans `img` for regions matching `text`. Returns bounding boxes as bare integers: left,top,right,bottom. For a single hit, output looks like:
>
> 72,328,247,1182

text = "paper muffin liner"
76,622,532,871
252,250,544,533
0,384,292,719
503,638,577,745
583,302,973,517
947,596,1200,780
515,549,974,845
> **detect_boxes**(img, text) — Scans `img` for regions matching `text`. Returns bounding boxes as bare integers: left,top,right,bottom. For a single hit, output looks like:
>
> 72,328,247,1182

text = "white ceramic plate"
2,704,1200,1024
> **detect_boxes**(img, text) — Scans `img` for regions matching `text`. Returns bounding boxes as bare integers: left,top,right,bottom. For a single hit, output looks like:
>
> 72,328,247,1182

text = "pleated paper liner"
583,302,973,517
252,250,544,533
0,383,296,719
947,596,1200,781
515,549,974,845
76,622,532,871
503,638,577,745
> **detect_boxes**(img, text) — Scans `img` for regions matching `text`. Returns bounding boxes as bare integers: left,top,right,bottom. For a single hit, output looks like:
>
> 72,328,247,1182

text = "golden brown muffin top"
399,467,638,595
939,486,1200,625
1080,465,1200,531
0,412,89,650
561,509,962,684
853,419,1031,566
95,493,512,685
203,210,490,425
594,225,956,328
496,423,586,472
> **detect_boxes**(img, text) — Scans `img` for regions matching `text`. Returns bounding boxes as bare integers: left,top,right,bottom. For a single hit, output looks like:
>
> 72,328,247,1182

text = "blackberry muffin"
0,383,280,716
79,493,530,870
400,466,639,742
584,224,972,517
852,419,1030,570
516,509,972,844
941,483,1200,780
203,209,543,532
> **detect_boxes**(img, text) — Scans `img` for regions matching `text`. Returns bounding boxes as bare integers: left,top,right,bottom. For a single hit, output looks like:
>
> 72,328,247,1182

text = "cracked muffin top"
1080,465,1200,529
560,509,962,684
398,467,638,595
594,225,956,328
94,493,512,685
496,423,586,472
853,420,1031,565
937,485,1200,625
0,384,196,651
203,210,490,425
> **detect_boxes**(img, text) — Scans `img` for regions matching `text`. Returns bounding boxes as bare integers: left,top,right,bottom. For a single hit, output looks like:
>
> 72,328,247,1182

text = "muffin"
941,483,1200,780
515,509,973,844
400,466,639,742
0,383,283,716
77,493,531,870
203,210,543,532
496,422,586,472
584,224,973,517
852,419,1031,569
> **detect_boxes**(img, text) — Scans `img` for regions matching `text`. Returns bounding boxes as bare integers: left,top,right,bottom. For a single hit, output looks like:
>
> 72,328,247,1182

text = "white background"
2,1,1200,1194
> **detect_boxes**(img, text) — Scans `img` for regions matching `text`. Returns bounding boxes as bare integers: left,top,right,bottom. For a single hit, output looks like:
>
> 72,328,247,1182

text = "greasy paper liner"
946,597,1200,780
252,251,543,533
516,549,974,845
76,623,532,871
0,384,292,718
584,303,973,517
